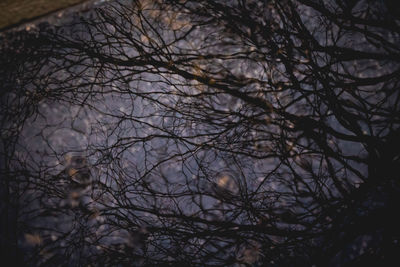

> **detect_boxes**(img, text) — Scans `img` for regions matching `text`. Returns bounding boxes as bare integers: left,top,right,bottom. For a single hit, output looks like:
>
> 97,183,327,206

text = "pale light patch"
169,18,190,31
138,0,154,10
106,23,116,34
25,25,32,31
148,9,161,19
65,154,72,164
217,175,230,188
25,233,42,246
238,241,262,264
68,168,78,177
70,199,79,208
140,34,150,45
69,191,80,200
89,208,101,220
216,173,238,194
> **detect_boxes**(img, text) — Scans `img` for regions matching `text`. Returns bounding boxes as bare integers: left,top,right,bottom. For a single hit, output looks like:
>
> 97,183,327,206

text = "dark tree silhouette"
1,0,399,266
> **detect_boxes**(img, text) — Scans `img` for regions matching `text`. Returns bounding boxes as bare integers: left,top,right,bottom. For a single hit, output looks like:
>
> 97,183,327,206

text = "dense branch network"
1,0,399,266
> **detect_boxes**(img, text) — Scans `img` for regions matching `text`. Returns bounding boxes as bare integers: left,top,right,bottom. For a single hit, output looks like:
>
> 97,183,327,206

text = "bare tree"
1,0,399,266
